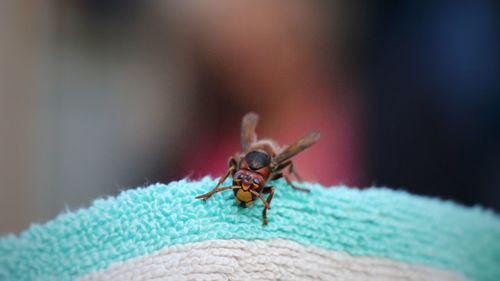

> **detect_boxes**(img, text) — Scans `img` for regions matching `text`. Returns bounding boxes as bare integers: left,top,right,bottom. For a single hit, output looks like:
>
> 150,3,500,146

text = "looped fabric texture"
1,177,499,281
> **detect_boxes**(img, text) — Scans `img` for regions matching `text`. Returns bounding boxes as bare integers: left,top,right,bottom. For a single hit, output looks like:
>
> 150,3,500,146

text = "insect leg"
249,190,270,209
261,186,275,225
284,174,310,193
215,166,234,189
274,160,303,182
270,172,283,181
288,162,303,182
195,159,237,200
195,186,240,200
271,169,309,192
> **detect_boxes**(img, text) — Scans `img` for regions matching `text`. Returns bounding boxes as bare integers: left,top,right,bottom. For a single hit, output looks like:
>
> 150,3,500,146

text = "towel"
1,177,499,281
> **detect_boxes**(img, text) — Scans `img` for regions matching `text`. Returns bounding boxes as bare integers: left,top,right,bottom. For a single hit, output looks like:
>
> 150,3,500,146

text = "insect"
195,112,320,224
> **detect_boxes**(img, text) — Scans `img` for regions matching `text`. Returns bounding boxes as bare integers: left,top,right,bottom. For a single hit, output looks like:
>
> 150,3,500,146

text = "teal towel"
1,178,499,281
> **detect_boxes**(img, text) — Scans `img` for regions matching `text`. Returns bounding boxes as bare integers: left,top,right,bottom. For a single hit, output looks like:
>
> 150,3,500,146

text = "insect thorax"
244,150,271,170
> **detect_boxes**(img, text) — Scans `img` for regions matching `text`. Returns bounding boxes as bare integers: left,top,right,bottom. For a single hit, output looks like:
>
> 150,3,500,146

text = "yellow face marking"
236,189,253,203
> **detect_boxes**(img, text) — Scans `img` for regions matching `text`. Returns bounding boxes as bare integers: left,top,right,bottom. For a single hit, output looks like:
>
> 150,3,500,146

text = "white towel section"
80,239,467,281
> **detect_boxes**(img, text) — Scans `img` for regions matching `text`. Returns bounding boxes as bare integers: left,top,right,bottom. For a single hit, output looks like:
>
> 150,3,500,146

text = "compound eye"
234,175,242,183
253,178,260,185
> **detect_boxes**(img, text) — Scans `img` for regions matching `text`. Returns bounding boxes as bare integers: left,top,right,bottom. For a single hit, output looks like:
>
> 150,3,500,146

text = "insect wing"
241,112,259,152
273,132,320,165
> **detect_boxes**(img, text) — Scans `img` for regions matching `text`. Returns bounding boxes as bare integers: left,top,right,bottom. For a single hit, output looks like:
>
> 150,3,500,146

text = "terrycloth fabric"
0,177,499,281
79,239,466,281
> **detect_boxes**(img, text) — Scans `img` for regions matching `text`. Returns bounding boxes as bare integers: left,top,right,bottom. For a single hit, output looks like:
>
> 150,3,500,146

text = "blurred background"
1,0,499,234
